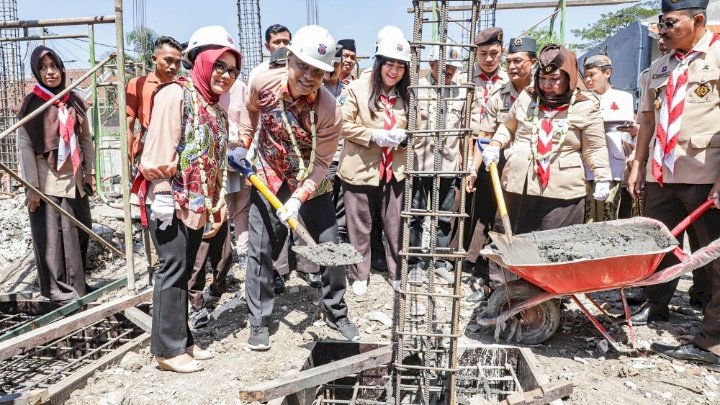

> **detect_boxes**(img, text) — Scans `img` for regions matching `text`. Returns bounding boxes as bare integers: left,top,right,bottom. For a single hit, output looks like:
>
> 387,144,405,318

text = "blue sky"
14,0,637,74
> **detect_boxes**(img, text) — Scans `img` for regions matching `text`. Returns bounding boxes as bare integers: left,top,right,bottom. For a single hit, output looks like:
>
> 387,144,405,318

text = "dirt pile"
0,193,32,268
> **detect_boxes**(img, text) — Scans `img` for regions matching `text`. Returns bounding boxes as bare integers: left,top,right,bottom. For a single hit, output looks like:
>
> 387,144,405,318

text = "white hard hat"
286,25,336,72
184,25,237,65
376,36,411,62
376,26,405,46
429,45,463,67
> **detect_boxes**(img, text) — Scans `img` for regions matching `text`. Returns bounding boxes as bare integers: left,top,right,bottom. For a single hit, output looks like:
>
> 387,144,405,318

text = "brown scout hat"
475,27,503,46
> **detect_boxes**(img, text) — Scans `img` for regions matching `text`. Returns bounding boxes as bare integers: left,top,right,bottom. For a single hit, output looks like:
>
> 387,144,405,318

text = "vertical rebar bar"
0,0,23,177
115,0,136,294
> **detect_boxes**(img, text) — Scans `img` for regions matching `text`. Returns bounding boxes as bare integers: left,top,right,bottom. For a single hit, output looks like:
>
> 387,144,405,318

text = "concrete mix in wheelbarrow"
292,242,364,267
522,222,677,263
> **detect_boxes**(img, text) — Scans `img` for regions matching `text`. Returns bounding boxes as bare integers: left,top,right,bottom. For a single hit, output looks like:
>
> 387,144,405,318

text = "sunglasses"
213,61,240,79
657,15,694,31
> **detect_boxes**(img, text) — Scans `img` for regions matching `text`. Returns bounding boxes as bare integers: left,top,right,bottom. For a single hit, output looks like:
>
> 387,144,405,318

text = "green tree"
126,26,158,71
571,0,660,52
523,25,563,51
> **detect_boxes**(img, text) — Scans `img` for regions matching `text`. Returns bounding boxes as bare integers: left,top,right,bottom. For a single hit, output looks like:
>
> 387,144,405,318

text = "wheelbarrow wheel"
478,280,561,345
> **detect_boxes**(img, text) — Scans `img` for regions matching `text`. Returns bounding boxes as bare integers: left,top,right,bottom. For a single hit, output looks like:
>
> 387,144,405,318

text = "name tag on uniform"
652,72,670,79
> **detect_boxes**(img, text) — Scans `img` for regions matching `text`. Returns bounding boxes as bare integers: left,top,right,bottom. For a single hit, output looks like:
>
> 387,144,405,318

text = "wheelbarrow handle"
669,198,716,238
227,157,317,247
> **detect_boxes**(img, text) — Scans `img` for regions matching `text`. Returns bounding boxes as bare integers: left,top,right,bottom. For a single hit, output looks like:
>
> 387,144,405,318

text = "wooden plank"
407,0,637,12
0,291,36,302
0,390,47,404
0,289,152,362
123,307,152,333
239,344,394,403
499,381,573,405
46,333,150,404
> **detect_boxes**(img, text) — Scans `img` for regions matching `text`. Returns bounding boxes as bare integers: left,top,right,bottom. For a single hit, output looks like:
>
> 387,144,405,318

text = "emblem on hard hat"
449,49,459,59
396,43,404,52
318,44,327,55
227,35,234,44
513,38,523,46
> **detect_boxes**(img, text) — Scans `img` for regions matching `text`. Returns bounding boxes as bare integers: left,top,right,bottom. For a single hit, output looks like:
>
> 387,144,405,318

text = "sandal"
156,354,204,373
186,345,214,360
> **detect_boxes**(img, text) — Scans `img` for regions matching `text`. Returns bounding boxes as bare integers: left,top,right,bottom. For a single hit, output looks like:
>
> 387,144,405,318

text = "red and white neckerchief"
532,102,570,189
32,84,81,174
654,33,720,185
378,93,397,183
478,72,500,115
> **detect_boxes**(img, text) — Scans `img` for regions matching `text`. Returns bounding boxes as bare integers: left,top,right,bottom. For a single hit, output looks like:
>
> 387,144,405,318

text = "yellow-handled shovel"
489,161,513,244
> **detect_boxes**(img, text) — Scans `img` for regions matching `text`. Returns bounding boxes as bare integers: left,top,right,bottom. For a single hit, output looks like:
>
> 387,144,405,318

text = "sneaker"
189,307,210,329
237,253,248,270
202,290,222,309
272,272,286,294
352,279,368,296
326,317,360,341
298,271,322,288
248,325,271,350
371,257,388,273
408,267,424,286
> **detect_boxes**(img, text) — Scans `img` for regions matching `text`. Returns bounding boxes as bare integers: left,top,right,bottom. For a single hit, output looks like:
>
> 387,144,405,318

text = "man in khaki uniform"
464,27,509,277
408,45,465,285
465,37,536,299
627,0,720,369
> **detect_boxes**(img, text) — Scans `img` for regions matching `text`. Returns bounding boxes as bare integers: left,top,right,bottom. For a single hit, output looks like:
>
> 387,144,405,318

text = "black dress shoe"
630,302,669,325
272,273,286,294
622,288,645,306
371,257,388,273
298,272,322,288
651,343,720,371
85,283,99,293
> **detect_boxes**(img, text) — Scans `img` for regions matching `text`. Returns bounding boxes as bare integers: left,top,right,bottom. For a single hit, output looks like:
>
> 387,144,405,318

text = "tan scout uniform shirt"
470,66,509,137
415,74,465,172
492,90,612,199
18,120,95,199
339,74,408,186
640,30,720,185
478,80,523,135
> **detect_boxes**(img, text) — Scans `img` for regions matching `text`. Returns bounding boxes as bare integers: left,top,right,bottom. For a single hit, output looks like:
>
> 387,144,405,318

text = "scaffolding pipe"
0,33,88,42
115,0,136,295
88,23,113,206
0,52,116,143
0,15,116,29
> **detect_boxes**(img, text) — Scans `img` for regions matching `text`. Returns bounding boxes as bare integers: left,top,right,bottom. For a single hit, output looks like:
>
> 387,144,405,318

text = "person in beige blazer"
15,46,95,306
482,44,611,249
338,34,411,295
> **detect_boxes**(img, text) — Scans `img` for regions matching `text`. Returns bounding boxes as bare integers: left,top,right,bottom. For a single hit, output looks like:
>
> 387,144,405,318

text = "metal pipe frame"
0,33,88,42
0,15,116,29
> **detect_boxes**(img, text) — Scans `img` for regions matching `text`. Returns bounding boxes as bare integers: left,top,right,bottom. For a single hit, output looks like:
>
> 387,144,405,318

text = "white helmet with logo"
376,36,411,62
376,26,405,47
286,25,336,72
184,25,237,65
429,45,464,67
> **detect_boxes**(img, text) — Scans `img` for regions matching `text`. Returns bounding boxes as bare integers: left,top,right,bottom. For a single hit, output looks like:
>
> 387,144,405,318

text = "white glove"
371,129,401,148
228,146,248,163
150,194,175,230
482,145,500,171
593,181,611,202
388,128,407,145
277,197,301,228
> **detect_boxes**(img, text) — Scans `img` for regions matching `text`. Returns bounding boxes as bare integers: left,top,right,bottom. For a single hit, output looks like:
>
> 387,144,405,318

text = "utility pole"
560,0,567,45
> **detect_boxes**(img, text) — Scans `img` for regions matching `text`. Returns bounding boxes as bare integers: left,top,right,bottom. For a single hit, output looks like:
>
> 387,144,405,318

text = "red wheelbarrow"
476,199,720,352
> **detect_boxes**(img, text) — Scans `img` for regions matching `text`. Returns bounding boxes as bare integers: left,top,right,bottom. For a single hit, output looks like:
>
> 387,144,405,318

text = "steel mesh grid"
0,315,143,395
237,0,263,83
0,0,24,172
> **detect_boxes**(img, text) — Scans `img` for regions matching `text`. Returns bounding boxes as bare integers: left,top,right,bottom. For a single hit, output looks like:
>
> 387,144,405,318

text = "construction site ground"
0,193,718,405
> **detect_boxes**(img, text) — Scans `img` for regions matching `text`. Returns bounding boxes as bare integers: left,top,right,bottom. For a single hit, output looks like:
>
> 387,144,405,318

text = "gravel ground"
0,194,717,404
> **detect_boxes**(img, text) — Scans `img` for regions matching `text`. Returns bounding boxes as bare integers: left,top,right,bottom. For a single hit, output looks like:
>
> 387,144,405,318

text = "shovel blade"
292,242,364,267
488,231,543,265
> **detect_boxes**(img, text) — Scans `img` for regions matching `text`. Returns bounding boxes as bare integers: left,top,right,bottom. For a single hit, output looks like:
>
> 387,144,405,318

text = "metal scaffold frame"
0,0,23,180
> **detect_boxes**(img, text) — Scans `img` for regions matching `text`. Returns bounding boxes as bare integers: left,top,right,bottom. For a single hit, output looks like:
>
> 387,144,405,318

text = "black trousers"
642,183,720,355
29,190,91,302
188,220,233,310
409,177,456,267
246,183,349,327
148,210,203,357
329,161,347,239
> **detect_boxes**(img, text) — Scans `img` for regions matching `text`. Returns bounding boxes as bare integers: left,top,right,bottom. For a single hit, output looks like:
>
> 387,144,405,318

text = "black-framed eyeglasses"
657,15,694,31
506,58,530,66
213,61,240,78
